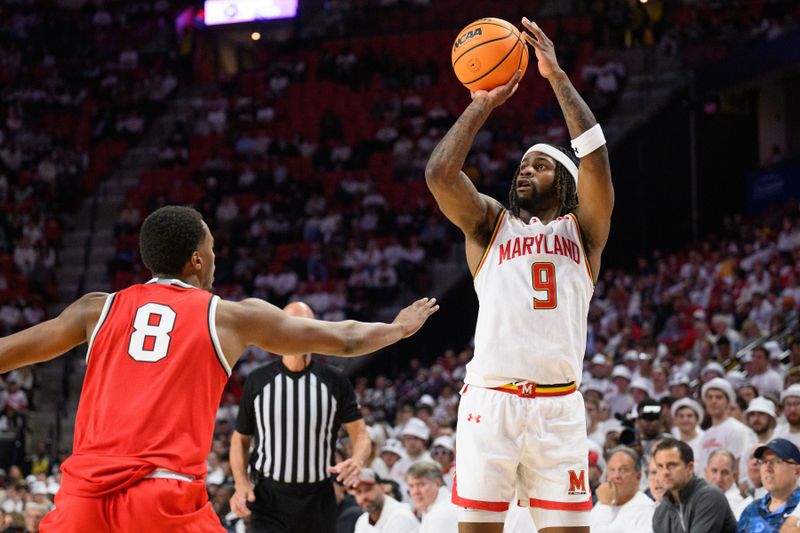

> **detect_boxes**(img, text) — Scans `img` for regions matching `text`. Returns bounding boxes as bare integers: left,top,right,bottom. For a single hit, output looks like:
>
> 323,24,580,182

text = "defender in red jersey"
0,206,439,532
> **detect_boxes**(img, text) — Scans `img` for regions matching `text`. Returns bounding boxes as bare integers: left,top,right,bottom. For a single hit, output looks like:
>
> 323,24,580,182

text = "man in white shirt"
394,418,432,479
608,366,635,416
744,396,777,443
670,397,705,473
353,469,419,533
590,446,655,533
406,461,457,533
703,448,752,519
747,345,783,396
774,385,800,449
697,377,757,479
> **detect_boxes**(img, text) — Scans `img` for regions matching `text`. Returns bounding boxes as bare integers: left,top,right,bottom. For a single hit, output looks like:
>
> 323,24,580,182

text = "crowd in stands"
0,1,188,529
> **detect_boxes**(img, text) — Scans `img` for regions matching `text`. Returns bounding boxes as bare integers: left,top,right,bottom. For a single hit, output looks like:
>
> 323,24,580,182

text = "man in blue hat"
737,438,800,532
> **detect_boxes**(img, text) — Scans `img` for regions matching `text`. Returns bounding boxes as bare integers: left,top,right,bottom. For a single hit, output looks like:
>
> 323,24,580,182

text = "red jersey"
60,278,230,497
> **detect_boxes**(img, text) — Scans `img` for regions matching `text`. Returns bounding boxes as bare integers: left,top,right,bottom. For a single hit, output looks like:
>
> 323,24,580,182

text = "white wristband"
570,123,606,158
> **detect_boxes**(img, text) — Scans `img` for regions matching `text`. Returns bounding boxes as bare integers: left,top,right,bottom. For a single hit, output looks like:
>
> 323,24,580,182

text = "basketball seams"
463,30,523,86
516,39,528,71
451,31,515,68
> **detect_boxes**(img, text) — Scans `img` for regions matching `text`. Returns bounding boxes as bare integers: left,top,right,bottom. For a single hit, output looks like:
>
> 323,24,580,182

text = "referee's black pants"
248,477,337,533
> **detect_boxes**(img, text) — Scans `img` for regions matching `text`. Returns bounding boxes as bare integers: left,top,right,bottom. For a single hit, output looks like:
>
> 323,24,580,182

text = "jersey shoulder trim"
473,209,507,279
567,213,594,285
86,293,117,364
208,295,232,377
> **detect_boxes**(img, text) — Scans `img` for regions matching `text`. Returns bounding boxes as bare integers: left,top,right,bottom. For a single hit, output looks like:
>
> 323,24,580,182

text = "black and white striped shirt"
236,360,361,484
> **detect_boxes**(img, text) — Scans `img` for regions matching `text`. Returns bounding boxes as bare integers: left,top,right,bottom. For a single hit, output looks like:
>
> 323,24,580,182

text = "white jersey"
467,210,594,387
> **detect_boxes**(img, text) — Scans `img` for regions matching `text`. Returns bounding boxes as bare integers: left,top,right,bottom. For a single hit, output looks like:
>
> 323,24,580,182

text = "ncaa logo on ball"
467,58,481,73
453,27,483,51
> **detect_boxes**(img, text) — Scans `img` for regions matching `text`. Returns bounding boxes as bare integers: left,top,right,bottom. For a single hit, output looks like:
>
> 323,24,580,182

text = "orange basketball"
451,18,528,92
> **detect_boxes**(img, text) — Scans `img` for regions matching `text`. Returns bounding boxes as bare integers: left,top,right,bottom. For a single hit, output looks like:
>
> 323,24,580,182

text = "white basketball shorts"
453,384,591,528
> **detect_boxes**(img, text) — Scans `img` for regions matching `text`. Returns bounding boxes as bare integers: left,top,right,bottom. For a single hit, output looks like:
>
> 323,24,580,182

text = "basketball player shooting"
0,206,438,532
425,18,613,533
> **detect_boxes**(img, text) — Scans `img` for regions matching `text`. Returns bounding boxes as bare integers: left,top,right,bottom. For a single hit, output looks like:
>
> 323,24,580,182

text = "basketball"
451,18,528,92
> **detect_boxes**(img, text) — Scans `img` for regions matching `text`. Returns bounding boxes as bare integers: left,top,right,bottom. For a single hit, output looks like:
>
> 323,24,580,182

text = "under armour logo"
466,413,481,423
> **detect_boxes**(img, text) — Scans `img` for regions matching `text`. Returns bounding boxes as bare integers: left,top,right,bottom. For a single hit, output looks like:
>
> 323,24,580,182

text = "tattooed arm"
425,72,521,256
522,17,614,279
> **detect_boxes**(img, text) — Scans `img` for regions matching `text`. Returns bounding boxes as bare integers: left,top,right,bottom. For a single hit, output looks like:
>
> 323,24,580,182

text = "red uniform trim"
489,382,577,398
529,497,593,511
451,476,510,512
473,209,506,279
567,213,595,286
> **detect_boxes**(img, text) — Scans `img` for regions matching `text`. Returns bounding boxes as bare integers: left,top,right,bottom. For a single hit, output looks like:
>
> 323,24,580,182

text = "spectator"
636,399,665,463
609,366,635,416
645,456,665,504
742,442,769,500
697,378,757,478
375,439,405,482
334,475,362,533
429,436,454,492
737,439,800,532
652,438,737,533
704,449,751,520
406,461,457,533
748,346,783,396
394,418,432,481
3,380,27,413
588,449,607,503
352,469,419,533
590,446,655,532
745,397,777,443
23,502,47,533
774,385,800,448
671,398,705,462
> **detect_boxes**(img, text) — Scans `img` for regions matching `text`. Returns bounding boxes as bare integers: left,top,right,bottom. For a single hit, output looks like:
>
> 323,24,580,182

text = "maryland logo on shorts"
567,469,587,495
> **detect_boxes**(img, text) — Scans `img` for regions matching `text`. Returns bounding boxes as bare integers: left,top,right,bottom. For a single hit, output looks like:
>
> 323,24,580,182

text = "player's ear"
189,250,203,272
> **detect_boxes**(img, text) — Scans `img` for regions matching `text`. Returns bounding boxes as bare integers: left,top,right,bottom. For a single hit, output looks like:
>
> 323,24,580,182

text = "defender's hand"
393,297,439,338
521,17,564,79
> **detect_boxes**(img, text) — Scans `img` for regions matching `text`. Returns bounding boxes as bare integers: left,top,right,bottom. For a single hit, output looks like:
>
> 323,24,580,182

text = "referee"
230,302,370,533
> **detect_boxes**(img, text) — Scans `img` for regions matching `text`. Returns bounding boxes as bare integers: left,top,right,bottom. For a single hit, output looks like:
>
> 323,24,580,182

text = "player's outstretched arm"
522,17,614,276
216,296,439,366
0,292,107,373
424,71,521,238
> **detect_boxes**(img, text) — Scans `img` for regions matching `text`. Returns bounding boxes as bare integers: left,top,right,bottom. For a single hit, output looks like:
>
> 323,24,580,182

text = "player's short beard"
517,181,557,214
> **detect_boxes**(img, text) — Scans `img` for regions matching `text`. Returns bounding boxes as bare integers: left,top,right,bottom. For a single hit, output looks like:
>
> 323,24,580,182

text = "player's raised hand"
470,70,522,109
231,480,256,518
393,297,439,338
521,17,563,79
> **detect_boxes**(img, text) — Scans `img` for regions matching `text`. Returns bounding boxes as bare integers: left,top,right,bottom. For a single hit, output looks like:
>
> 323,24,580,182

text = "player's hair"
139,206,206,277
654,438,694,465
606,445,642,473
509,145,578,218
406,461,444,483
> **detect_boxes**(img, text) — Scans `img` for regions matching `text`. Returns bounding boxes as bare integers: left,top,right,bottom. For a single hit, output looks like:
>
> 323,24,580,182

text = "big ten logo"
453,28,483,51
567,470,587,495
